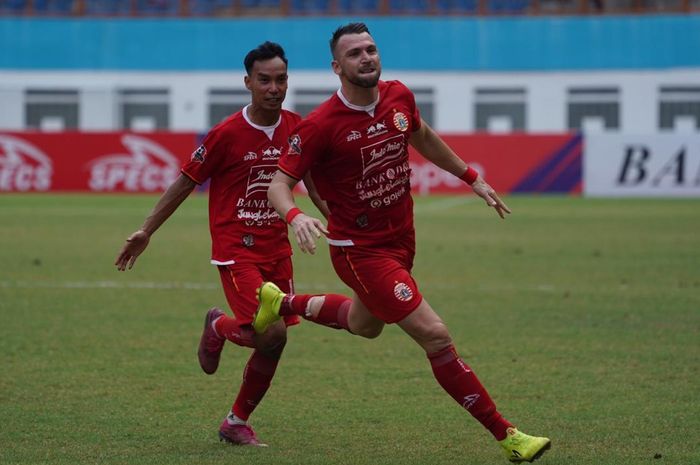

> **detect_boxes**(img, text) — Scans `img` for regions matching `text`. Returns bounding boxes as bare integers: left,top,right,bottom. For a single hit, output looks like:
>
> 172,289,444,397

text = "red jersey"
279,80,421,246
182,106,302,264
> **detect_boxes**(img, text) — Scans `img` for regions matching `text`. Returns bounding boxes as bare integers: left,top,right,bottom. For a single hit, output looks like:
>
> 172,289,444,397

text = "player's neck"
340,84,379,107
246,105,280,127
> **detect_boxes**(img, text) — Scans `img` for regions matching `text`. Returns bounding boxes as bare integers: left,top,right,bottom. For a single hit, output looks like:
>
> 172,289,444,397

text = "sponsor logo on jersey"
366,121,388,138
360,134,405,177
393,282,414,302
191,144,207,163
393,112,409,132
88,135,180,192
245,164,278,197
262,146,282,160
0,135,53,191
346,130,362,142
288,134,302,155
244,152,257,161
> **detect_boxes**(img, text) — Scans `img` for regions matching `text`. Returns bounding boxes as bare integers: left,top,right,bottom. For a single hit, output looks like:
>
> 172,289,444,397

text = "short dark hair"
329,22,370,57
244,41,288,75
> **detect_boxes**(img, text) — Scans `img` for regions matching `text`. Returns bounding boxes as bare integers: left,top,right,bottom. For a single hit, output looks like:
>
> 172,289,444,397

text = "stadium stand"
0,0,697,15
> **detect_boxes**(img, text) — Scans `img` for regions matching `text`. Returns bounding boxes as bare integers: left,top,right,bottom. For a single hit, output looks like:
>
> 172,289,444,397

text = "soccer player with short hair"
258,23,551,462
115,41,335,447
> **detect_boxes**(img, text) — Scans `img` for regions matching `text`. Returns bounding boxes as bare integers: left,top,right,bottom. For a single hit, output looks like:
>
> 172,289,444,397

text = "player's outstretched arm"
409,119,511,219
269,170,328,255
115,174,196,271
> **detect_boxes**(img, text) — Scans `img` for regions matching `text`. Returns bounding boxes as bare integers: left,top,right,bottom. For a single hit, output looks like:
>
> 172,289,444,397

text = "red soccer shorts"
329,234,423,323
217,256,301,329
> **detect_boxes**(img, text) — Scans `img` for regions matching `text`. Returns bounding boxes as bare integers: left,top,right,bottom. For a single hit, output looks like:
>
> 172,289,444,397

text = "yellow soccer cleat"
499,427,551,463
252,282,285,333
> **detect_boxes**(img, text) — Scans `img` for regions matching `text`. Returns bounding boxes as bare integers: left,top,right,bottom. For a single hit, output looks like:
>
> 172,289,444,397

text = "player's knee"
353,323,383,339
258,323,287,357
422,321,452,352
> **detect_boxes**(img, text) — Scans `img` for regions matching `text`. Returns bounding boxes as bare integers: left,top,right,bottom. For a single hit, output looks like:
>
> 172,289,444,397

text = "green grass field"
1,194,698,465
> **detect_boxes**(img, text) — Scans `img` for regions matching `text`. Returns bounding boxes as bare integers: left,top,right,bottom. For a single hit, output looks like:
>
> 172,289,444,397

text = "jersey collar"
243,104,281,140
336,89,380,118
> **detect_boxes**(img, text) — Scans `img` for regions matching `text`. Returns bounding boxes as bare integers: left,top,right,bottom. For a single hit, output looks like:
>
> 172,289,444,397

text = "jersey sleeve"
181,125,230,184
278,118,326,180
394,80,422,133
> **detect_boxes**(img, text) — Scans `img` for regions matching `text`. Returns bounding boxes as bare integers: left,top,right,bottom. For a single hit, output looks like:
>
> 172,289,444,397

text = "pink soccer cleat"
219,421,268,447
197,307,225,375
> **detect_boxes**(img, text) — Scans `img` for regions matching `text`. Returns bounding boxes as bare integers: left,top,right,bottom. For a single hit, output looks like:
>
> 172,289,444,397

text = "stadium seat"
188,0,232,15
0,0,27,13
32,0,76,14
290,0,330,14
434,0,479,13
136,0,180,15
337,0,380,13
84,0,132,15
488,0,531,13
388,0,429,13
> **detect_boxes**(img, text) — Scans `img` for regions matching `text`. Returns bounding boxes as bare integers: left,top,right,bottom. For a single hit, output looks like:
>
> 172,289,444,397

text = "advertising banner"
409,133,582,195
0,132,196,192
0,132,582,194
584,134,700,197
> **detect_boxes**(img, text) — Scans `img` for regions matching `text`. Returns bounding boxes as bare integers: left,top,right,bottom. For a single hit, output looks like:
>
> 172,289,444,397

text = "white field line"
0,280,555,293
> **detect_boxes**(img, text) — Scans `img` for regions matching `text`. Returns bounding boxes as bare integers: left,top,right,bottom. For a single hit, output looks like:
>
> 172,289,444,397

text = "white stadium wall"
1,69,700,134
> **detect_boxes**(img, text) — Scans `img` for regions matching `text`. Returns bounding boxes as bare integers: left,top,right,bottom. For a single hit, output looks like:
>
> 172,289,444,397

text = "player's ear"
244,74,252,91
331,60,341,76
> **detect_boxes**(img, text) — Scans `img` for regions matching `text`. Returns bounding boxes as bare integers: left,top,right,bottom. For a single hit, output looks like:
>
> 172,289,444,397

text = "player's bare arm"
115,174,196,271
409,119,511,219
268,170,328,255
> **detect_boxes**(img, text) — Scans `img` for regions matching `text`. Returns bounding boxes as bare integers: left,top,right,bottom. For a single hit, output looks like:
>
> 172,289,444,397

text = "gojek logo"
0,135,53,192
88,135,180,192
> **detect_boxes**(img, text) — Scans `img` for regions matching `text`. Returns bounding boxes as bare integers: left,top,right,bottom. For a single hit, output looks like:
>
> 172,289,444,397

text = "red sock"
278,294,313,316
428,344,513,440
231,350,280,421
214,315,254,347
305,294,351,331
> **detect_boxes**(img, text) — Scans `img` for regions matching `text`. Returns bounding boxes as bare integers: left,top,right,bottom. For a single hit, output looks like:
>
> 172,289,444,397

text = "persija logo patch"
287,134,302,155
191,145,207,163
393,282,414,302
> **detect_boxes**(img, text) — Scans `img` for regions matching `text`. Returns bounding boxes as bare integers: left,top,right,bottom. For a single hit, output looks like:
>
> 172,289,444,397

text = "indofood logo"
0,135,53,192
88,135,180,192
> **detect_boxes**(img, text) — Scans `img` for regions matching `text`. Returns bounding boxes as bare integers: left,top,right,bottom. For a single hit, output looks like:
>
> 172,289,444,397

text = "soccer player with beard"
115,41,337,447
256,24,551,462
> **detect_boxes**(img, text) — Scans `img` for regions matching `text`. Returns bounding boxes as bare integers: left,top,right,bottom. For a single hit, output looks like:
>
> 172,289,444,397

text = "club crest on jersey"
288,134,302,155
346,130,362,142
191,145,207,163
393,112,409,132
393,282,414,302
244,152,257,161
